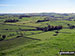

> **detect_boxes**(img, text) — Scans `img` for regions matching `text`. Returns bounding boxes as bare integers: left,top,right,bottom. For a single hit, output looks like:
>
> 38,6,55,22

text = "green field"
0,14,75,56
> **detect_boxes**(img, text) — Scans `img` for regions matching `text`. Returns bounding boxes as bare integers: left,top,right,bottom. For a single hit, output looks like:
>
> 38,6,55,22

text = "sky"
0,0,75,13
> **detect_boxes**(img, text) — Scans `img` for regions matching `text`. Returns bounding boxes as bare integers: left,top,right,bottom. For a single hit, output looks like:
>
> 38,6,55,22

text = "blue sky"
0,0,75,13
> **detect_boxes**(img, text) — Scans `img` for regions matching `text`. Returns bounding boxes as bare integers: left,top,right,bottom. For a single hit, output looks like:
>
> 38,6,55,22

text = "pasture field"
0,14,75,56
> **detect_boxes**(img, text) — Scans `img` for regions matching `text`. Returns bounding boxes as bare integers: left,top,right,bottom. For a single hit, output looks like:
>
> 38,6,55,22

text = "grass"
1,31,75,56
1,29,75,56
0,16,75,56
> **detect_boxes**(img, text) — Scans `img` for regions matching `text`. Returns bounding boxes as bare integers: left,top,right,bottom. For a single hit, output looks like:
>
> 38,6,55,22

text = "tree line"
36,25,62,31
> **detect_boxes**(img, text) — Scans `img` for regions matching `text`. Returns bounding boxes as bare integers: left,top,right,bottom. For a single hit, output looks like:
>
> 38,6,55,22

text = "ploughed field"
0,14,75,56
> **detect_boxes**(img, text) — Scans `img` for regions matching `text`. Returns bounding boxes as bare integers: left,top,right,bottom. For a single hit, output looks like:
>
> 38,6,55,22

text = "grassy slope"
0,29,75,56
0,17,75,56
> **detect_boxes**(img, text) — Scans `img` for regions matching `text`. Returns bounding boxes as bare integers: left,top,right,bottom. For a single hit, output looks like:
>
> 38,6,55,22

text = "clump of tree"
0,35,6,41
37,19,49,23
36,17,51,23
2,35,6,39
4,19,19,23
69,25,75,29
36,25,62,31
67,24,75,29
19,15,31,19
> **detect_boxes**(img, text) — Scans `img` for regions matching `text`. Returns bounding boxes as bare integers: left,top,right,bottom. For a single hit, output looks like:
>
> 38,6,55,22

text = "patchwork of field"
0,14,75,56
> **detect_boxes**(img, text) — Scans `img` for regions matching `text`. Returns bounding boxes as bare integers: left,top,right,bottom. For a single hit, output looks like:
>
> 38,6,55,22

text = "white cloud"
0,4,15,7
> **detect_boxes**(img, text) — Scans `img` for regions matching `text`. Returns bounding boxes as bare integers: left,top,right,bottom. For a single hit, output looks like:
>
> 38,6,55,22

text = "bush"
4,19,19,23
2,35,6,40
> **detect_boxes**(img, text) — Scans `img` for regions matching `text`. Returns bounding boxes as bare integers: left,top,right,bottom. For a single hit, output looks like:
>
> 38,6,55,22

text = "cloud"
0,4,15,7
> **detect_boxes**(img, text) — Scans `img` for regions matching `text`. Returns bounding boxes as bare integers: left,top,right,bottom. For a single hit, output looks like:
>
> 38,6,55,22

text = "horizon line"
0,12,75,14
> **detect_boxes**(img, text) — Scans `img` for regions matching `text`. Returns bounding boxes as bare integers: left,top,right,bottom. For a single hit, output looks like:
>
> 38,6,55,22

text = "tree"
2,35,6,40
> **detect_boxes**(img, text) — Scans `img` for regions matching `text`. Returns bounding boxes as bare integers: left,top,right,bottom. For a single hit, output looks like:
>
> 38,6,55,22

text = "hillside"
0,13,75,56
